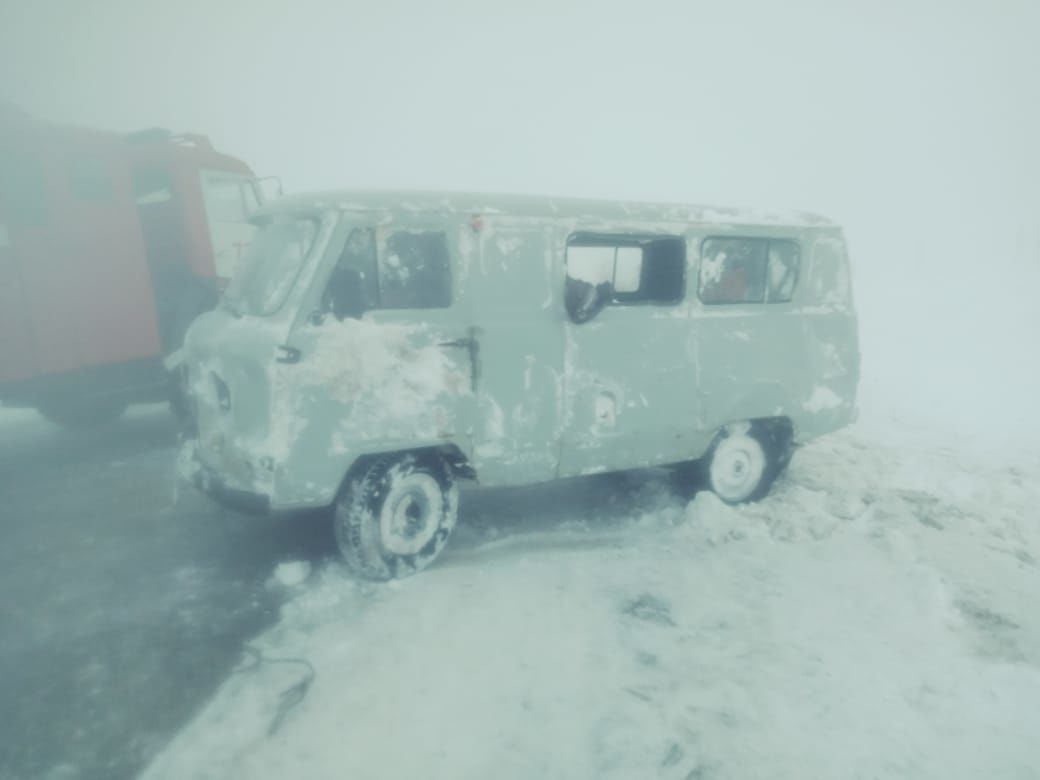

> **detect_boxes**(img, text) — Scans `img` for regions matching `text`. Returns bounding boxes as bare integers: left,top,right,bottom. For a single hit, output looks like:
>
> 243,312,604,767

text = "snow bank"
269,561,312,589
144,424,1040,780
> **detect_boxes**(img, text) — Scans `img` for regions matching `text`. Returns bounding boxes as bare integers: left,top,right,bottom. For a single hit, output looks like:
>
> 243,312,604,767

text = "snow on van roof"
257,189,836,228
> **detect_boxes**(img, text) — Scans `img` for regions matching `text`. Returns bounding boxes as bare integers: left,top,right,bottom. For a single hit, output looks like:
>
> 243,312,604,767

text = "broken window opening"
564,234,685,322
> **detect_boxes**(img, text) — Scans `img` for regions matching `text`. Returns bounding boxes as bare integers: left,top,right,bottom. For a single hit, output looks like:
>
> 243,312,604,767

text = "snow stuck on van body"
276,318,469,456
145,422,1040,780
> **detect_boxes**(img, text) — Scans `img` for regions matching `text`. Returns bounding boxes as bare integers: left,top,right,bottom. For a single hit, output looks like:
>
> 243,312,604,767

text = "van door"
557,231,698,477
291,218,478,462
693,235,811,433
367,221,477,448
462,217,563,486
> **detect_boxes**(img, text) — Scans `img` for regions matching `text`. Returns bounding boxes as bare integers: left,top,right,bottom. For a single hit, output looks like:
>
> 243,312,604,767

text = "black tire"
334,452,458,580
37,397,128,429
772,427,796,476
701,421,786,504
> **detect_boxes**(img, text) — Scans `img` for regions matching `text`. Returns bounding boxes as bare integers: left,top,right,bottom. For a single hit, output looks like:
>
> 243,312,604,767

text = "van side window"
325,227,379,317
807,236,851,305
699,237,800,305
766,240,800,302
379,231,452,309
565,235,685,321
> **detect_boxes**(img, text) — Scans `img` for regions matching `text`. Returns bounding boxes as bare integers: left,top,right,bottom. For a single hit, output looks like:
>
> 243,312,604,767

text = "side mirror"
565,277,612,324
325,267,367,320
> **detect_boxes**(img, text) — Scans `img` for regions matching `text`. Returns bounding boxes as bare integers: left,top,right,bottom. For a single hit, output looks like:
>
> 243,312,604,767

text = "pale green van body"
180,190,859,512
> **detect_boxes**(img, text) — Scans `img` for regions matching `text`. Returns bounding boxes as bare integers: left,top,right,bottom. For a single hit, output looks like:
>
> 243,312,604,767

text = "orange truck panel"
0,104,259,407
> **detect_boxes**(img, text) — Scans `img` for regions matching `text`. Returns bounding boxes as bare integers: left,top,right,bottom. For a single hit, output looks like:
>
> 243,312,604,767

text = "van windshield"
223,215,320,316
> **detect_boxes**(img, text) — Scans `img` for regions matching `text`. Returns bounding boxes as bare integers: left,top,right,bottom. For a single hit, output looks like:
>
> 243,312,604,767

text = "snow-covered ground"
144,419,1040,779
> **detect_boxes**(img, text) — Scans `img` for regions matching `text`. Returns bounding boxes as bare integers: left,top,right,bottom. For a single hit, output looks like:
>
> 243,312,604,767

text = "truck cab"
0,105,262,425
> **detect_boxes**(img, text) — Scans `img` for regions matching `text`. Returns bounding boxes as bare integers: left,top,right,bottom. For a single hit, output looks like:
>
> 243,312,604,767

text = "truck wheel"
334,453,458,580
703,422,780,504
38,397,128,428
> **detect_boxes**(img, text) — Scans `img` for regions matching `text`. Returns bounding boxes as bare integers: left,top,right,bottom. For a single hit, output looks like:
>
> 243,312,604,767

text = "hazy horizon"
3,0,1038,439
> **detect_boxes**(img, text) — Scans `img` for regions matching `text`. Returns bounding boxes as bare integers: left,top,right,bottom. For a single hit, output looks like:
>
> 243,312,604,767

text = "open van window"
565,235,684,321
223,215,319,316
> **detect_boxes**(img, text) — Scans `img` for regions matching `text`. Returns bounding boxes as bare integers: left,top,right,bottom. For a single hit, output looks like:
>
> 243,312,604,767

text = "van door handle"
275,345,302,364
438,328,481,392
438,338,474,349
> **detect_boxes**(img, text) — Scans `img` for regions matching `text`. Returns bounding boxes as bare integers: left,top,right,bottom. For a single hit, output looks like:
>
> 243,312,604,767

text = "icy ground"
0,406,333,780
144,422,1040,780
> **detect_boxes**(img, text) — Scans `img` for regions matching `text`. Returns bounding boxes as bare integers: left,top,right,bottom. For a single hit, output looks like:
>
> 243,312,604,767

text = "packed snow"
803,385,844,413
144,419,1040,779
269,561,312,589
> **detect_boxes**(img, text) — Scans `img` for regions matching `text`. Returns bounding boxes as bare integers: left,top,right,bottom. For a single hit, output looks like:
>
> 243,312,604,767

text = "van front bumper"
181,441,271,516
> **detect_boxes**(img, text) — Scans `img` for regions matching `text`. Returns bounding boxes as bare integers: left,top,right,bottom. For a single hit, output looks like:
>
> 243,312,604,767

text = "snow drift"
144,421,1040,779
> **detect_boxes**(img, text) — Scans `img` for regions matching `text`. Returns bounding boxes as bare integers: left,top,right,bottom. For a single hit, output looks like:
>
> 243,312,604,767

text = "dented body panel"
180,190,859,511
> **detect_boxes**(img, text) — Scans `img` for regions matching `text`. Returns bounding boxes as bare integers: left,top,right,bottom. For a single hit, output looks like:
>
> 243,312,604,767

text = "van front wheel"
703,422,780,504
334,453,458,580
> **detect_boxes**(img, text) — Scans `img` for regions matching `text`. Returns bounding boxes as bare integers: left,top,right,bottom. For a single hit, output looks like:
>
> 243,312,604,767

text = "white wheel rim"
380,473,443,556
709,434,766,502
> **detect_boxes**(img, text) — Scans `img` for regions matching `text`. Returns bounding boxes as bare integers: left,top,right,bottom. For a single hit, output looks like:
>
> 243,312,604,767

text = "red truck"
0,104,263,426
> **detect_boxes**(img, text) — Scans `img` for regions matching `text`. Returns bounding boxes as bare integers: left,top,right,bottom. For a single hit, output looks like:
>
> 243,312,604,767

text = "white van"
180,191,859,578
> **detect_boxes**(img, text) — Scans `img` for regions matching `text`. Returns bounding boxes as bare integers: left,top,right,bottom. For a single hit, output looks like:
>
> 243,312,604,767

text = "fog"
3,4,1040,777
3,0,1037,442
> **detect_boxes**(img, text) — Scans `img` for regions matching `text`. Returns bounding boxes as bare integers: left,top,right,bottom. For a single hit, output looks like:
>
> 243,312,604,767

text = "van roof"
258,189,836,229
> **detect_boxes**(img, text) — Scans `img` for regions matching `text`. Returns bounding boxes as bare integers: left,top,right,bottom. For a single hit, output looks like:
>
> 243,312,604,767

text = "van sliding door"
557,231,697,477
463,217,564,486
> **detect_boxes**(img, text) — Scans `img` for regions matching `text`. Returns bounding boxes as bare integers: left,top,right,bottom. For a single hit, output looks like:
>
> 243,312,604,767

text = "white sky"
2,0,1038,437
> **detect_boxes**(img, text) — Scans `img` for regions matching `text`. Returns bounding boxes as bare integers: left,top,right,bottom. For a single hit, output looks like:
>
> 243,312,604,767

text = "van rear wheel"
334,453,458,580
703,422,783,504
